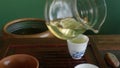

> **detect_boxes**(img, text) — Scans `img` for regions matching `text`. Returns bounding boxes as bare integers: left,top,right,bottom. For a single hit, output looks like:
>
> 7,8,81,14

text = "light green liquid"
70,35,87,43
47,17,86,40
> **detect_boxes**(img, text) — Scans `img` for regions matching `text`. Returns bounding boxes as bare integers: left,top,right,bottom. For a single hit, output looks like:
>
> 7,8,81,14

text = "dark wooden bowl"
2,18,54,39
0,54,39,68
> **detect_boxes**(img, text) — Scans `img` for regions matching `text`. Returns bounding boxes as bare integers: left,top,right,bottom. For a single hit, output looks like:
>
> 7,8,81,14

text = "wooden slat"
89,36,108,68
93,35,120,50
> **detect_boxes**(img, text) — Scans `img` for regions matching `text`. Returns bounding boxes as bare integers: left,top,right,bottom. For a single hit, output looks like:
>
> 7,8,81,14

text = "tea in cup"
67,34,89,60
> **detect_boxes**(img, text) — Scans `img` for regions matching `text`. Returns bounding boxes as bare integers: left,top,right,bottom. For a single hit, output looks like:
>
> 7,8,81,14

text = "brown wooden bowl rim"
2,18,52,38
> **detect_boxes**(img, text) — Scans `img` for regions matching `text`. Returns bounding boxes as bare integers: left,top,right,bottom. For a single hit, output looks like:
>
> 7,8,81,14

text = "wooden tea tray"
0,38,108,68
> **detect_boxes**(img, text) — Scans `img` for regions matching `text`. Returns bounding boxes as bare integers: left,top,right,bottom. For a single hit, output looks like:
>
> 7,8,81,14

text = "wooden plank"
89,36,108,68
93,35,120,50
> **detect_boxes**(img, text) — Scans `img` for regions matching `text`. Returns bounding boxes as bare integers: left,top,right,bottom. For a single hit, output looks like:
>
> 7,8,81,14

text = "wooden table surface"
0,35,120,68
92,35,120,50
91,35,120,68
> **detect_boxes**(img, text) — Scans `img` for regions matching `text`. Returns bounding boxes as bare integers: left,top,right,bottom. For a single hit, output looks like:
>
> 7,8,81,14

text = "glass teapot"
45,0,107,40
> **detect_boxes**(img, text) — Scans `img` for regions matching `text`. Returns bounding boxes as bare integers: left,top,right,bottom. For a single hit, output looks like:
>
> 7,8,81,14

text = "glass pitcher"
45,0,107,40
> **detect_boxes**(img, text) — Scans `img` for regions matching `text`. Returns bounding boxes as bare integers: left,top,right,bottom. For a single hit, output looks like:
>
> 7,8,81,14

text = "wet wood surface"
1,35,120,68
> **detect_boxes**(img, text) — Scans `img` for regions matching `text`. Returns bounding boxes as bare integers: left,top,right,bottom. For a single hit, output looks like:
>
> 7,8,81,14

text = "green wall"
96,0,120,35
0,0,120,36
0,0,46,36
85,0,120,35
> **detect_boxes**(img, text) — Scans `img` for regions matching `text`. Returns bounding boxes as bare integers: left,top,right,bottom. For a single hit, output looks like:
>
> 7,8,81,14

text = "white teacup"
67,34,89,60
74,63,99,68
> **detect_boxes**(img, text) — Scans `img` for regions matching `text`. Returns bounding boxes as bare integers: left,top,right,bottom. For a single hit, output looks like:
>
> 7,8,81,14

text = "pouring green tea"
45,0,107,40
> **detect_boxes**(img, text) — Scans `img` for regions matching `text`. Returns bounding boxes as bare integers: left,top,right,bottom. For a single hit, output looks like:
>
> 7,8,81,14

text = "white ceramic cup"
67,34,89,60
74,63,99,68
